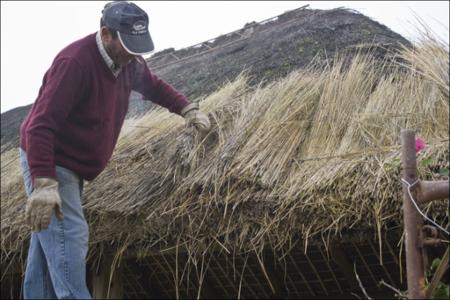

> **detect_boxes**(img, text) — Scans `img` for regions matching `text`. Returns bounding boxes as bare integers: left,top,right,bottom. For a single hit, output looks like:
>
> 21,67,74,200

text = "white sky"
1,1,449,113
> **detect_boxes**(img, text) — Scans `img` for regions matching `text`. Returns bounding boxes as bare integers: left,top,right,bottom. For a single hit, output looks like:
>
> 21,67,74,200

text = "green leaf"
420,157,433,168
432,283,449,299
438,167,449,177
430,258,441,271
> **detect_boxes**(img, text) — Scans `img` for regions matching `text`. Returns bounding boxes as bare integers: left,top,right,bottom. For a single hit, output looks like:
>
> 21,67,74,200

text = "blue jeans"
20,149,91,299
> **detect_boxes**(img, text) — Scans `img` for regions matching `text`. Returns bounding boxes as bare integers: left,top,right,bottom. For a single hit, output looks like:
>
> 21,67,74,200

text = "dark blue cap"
101,1,154,55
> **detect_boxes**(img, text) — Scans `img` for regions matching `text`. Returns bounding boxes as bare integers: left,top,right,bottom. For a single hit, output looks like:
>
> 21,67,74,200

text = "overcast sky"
1,1,449,113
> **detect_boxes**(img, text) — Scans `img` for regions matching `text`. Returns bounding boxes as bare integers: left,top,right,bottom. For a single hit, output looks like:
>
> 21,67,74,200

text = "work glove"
181,103,211,133
25,177,64,232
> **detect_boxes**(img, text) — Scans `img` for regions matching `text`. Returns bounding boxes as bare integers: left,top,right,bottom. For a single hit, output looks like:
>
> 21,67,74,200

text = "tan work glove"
181,103,211,133
26,177,64,232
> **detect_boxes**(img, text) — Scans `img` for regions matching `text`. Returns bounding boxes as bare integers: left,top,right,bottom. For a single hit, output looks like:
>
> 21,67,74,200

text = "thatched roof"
1,30,448,297
0,6,412,154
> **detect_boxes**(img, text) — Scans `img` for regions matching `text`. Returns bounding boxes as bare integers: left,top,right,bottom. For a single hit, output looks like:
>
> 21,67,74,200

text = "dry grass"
1,32,448,289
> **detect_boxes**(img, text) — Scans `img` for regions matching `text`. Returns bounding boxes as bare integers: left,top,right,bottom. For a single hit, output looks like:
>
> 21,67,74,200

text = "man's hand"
26,177,64,232
181,103,211,133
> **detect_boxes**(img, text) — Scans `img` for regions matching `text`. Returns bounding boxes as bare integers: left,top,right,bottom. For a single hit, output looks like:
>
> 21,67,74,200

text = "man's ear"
100,26,111,42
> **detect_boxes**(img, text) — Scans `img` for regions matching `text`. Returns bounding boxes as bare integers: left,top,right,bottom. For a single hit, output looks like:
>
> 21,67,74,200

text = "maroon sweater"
20,33,189,182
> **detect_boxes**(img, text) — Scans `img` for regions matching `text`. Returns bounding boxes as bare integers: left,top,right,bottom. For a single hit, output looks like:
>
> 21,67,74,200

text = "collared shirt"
96,31,121,77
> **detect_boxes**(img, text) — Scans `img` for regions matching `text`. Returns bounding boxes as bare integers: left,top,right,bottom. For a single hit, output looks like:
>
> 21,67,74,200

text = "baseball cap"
101,1,154,55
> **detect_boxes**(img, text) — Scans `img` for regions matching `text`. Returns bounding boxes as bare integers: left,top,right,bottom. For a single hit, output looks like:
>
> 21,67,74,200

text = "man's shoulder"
55,33,98,67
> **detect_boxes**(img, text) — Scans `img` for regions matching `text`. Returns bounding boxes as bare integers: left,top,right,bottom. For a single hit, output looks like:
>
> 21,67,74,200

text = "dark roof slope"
137,7,410,113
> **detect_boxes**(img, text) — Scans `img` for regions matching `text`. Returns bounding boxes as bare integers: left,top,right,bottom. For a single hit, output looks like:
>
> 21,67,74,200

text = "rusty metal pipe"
401,129,426,299
421,238,442,247
418,180,449,204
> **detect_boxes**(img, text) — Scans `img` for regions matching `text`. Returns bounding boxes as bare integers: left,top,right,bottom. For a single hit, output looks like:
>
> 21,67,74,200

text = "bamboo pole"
401,129,449,299
400,129,426,299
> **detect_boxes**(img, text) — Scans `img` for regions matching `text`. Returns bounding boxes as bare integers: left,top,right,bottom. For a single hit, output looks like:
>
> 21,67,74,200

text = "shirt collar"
96,31,121,77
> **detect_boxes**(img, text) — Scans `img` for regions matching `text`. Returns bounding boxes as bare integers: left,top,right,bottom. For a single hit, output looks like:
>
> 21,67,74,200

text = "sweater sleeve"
130,58,189,115
25,57,85,182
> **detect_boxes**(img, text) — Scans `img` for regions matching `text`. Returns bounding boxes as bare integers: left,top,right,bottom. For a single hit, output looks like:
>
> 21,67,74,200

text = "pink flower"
415,138,426,153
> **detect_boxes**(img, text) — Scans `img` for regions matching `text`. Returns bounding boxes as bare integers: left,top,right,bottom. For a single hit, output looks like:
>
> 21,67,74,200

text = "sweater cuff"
180,103,199,117
30,169,57,188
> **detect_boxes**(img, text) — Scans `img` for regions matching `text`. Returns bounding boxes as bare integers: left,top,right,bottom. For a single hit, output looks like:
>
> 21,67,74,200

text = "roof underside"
114,229,412,299
118,231,407,299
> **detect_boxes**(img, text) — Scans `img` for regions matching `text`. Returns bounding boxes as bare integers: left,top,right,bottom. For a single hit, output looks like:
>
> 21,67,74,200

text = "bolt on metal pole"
401,129,425,299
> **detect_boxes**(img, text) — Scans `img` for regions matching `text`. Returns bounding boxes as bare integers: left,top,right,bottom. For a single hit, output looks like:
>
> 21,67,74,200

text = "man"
19,1,210,299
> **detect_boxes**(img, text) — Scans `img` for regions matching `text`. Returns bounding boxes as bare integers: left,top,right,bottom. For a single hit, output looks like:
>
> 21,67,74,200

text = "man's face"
100,26,136,67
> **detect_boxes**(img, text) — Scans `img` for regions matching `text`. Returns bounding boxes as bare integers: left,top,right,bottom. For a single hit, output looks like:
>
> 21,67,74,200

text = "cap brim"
118,31,154,55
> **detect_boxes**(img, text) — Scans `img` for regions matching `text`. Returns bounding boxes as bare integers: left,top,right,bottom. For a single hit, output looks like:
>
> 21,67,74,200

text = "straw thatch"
1,29,448,295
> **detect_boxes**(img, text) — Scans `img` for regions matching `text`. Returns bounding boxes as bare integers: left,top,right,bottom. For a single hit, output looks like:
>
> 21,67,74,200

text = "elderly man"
19,1,210,299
